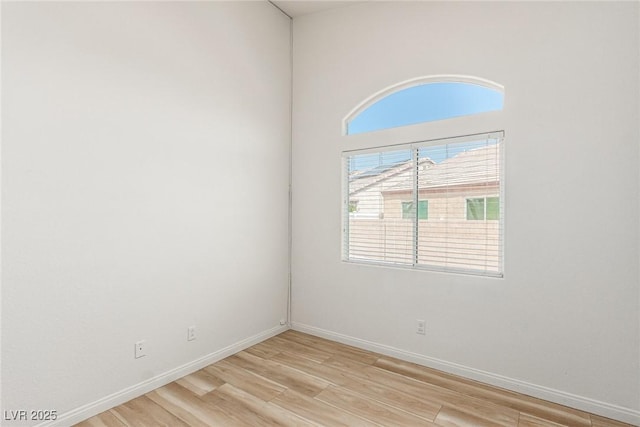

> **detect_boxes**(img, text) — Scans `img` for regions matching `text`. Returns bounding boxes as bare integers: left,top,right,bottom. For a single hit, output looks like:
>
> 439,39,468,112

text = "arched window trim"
343,75,505,136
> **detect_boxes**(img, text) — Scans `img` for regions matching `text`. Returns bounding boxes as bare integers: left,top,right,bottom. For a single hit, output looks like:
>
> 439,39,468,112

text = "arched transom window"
344,76,504,135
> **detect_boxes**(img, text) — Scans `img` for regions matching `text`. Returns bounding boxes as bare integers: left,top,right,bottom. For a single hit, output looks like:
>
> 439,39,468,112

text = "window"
345,79,504,135
343,133,504,276
467,197,499,221
486,197,499,220
402,200,428,220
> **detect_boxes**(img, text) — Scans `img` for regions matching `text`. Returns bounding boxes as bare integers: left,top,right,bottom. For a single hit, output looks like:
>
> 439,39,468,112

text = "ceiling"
271,1,365,18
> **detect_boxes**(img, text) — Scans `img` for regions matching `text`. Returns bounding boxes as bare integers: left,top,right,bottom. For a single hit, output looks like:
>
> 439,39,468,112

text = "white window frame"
342,131,505,278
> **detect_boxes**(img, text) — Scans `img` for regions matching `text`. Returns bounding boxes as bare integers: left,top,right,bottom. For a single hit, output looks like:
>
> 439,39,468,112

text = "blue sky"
348,82,503,135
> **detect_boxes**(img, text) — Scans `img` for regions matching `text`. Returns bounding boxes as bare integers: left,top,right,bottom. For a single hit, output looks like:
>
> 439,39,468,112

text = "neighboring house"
348,145,501,271
348,156,435,218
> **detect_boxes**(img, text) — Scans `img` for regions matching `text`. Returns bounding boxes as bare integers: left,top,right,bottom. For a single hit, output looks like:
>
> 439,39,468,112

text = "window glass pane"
344,135,503,276
346,148,414,265
417,140,501,273
486,197,500,220
466,198,485,220
417,200,428,220
402,202,415,219
348,82,503,135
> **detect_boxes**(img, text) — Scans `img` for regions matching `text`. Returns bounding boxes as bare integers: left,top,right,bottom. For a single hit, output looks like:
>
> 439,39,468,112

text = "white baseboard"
291,322,640,426
37,324,289,427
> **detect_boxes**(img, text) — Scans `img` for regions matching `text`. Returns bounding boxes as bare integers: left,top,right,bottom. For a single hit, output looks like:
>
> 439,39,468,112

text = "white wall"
1,2,290,425
291,2,640,422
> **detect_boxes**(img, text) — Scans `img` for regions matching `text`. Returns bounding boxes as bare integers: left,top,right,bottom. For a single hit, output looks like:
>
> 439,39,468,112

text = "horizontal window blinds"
343,133,503,277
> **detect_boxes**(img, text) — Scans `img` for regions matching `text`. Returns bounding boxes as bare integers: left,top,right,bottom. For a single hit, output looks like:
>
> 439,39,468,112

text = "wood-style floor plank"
110,395,190,427
315,384,437,426
270,350,357,386
591,415,636,427
76,331,636,427
338,369,444,420
243,339,283,360
202,383,317,427
271,389,380,427
175,368,224,396
226,350,330,397
271,348,442,420
518,412,567,427
203,359,286,401
436,405,514,427
325,354,508,423
75,411,126,427
374,356,592,426
325,354,462,403
269,335,334,363
146,382,237,426
279,330,379,365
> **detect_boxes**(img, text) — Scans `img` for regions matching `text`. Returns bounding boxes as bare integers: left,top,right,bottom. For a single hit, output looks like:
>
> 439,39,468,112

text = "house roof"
375,145,500,194
349,145,500,195
349,157,433,196
349,144,500,197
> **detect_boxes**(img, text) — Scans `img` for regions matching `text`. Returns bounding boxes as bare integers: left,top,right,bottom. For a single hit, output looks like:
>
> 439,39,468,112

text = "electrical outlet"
187,326,196,341
416,319,426,335
279,318,286,326
135,340,147,358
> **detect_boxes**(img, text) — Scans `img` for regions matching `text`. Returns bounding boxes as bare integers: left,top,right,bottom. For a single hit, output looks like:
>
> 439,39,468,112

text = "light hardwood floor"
76,330,634,427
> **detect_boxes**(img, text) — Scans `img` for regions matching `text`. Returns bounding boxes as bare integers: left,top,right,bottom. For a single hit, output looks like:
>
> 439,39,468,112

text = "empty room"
1,1,639,426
